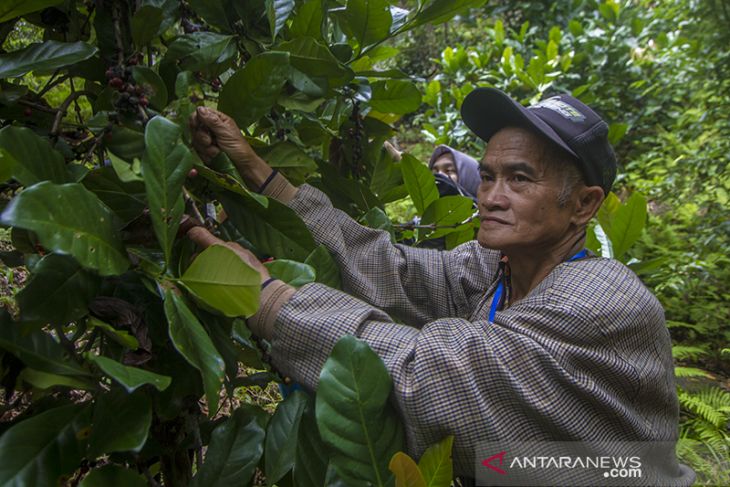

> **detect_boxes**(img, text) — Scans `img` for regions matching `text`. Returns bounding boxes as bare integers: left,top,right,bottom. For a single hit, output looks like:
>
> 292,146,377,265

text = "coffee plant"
0,0,487,485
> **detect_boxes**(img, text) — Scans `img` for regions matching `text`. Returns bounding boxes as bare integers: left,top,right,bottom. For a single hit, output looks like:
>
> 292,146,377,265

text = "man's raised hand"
189,107,273,189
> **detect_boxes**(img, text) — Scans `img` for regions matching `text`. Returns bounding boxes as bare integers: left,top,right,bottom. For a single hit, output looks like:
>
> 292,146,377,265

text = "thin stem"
51,90,96,136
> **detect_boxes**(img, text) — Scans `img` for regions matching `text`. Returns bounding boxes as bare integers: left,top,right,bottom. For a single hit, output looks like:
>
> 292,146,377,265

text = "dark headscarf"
428,145,481,198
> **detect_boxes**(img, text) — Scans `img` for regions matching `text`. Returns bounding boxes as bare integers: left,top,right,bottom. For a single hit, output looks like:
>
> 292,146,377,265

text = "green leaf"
106,126,146,161
79,465,146,487
82,166,146,225
370,79,422,114
141,116,194,268
180,244,261,318
389,452,426,487
316,335,404,486
410,0,486,29
218,51,290,128
132,66,168,109
164,289,225,415
418,435,453,487
19,368,94,390
266,0,296,40
190,406,266,487
265,259,316,287
192,162,268,207
0,126,70,186
16,253,101,325
88,388,152,457
400,154,438,215
219,191,317,262
304,244,341,289
598,192,647,260
164,32,237,73
278,37,353,80
0,182,129,276
420,196,475,239
0,41,98,79
0,0,63,23
0,404,90,487
131,5,163,47
88,317,139,349
188,0,231,32
257,141,317,170
290,0,324,38
265,391,308,486
0,148,13,183
0,310,90,377
87,354,171,392
293,396,329,487
344,0,392,50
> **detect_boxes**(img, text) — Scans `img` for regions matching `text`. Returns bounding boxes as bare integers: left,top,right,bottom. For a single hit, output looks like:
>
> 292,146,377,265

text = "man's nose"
479,181,509,210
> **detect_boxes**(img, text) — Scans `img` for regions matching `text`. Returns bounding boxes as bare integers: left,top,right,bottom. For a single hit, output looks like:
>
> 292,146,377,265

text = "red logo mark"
482,451,507,475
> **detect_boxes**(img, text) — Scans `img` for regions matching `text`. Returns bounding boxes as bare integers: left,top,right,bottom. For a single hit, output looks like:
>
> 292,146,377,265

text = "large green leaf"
190,406,266,487
278,37,353,80
266,0,296,40
0,41,98,79
0,182,129,276
344,0,392,50
16,253,100,325
293,397,329,487
289,0,324,38
370,79,422,114
265,391,308,486
179,244,261,318
140,116,194,267
188,0,231,32
400,154,438,215
418,435,453,487
419,196,475,240
316,335,404,486
0,0,63,22
106,126,145,161
218,51,290,128
0,310,89,377
265,259,316,287
0,404,90,486
219,191,317,262
409,0,487,29
87,354,171,392
257,141,318,170
82,166,146,225
79,465,146,487
389,452,426,487
88,388,152,457
164,32,237,73
132,66,168,109
130,5,164,47
0,126,70,186
19,368,94,390
600,191,647,260
304,244,341,289
164,289,225,415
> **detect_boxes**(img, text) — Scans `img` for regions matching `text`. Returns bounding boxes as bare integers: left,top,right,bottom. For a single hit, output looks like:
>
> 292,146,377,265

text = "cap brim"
461,88,579,159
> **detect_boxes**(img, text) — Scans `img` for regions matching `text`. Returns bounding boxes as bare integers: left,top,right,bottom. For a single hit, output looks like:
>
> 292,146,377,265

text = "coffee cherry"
109,77,123,89
139,96,149,107
187,168,198,178
23,107,33,117
105,68,114,79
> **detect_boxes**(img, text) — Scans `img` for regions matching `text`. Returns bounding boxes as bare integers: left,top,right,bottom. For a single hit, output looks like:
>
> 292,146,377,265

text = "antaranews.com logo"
474,441,679,486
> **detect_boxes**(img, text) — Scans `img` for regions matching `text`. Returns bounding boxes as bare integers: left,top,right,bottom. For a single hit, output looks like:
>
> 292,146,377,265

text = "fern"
671,345,709,361
678,388,728,428
674,366,712,378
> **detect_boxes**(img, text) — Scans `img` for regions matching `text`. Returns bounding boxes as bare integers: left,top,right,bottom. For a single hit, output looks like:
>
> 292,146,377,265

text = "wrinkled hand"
187,226,271,284
189,106,257,165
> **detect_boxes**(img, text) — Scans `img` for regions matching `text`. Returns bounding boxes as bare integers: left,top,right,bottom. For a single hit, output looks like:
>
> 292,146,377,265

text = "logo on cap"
532,97,586,122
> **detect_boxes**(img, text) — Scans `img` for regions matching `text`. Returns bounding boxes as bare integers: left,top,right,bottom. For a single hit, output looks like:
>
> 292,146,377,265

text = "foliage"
0,0,477,484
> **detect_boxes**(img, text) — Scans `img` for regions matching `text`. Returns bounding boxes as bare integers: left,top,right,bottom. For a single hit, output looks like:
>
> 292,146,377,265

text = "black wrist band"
261,277,276,290
257,169,279,193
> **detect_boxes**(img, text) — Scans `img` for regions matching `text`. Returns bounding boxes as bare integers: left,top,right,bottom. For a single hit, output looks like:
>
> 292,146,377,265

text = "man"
187,88,694,485
429,144,481,198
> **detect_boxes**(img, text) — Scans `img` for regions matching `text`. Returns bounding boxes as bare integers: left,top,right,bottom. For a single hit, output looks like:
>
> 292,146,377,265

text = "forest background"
0,0,728,486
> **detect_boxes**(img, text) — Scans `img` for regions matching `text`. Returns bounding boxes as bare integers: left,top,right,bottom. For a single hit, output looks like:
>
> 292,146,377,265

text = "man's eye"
513,174,530,182
480,173,493,182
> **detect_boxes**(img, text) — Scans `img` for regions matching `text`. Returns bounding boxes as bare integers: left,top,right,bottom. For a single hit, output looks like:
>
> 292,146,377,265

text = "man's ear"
571,186,605,226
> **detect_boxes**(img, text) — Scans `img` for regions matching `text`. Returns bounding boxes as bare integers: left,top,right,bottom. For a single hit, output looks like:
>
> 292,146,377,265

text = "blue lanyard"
488,249,588,323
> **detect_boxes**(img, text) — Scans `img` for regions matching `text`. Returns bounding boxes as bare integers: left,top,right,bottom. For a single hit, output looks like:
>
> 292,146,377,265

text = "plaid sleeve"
286,184,500,326
268,259,692,484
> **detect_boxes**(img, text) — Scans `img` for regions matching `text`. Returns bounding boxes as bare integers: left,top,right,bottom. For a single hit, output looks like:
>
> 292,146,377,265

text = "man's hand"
187,226,271,284
189,107,273,189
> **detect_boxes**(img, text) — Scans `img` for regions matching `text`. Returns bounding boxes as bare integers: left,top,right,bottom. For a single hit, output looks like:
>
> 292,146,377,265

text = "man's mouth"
480,216,510,224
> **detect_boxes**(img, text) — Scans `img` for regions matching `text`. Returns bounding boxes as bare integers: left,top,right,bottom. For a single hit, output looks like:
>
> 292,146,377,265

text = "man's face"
431,153,458,183
477,127,575,253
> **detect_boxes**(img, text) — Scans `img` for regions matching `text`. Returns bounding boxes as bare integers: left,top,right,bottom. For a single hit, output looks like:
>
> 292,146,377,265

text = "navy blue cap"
461,88,617,194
